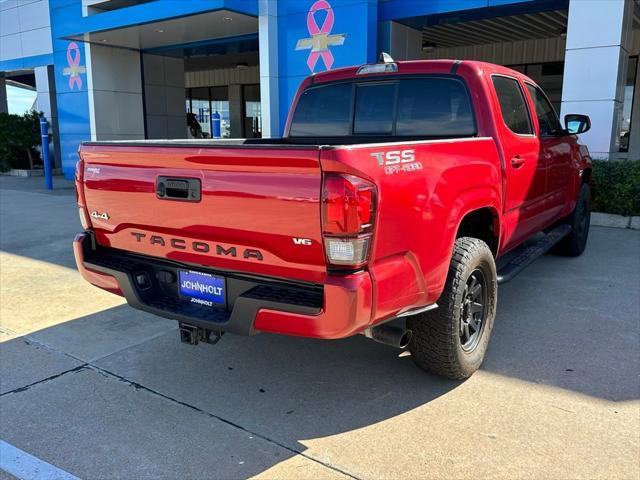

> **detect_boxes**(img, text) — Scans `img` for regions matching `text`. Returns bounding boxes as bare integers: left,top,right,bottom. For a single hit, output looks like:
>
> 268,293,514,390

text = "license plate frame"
178,269,226,309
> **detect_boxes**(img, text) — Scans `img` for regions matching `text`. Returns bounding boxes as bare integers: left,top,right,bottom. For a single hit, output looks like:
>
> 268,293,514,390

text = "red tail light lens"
322,174,376,235
75,159,91,230
322,174,377,267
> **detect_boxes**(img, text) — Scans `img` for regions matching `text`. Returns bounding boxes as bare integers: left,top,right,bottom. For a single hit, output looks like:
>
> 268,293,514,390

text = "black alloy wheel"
459,269,487,352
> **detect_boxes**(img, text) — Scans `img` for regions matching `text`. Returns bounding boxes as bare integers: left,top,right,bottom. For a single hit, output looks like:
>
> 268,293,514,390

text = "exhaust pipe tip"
398,329,412,349
365,324,412,349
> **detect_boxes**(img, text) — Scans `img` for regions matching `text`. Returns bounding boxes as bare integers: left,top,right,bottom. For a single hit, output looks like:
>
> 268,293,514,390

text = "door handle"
510,155,526,168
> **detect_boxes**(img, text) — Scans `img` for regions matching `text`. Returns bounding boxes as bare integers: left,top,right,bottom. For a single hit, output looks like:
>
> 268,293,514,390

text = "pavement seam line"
0,326,19,336
83,325,178,363
9,331,358,477
87,363,362,480
0,188,75,199
23,324,178,365
0,365,88,398
20,336,88,365
0,358,359,479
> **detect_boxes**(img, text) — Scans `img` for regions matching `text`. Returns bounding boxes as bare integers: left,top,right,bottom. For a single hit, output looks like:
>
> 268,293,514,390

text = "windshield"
288,77,476,138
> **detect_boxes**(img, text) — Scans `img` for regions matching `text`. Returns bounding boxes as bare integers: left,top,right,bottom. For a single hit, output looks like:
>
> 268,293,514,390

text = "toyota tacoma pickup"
73,57,592,379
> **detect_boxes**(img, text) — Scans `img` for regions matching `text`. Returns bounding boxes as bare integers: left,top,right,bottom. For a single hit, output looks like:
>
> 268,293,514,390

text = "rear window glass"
288,77,476,138
288,82,352,137
353,83,396,134
396,79,475,136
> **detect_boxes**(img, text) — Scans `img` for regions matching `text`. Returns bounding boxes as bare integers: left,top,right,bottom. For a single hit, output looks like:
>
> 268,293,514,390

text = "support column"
51,0,91,179
258,0,279,138
35,65,61,168
259,0,378,137
561,0,634,159
87,44,145,141
142,54,186,139
0,76,7,114
228,84,244,138
627,57,640,158
377,21,425,60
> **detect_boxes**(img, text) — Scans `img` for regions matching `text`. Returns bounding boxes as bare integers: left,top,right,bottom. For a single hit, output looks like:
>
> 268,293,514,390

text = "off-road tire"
408,237,497,380
553,183,591,257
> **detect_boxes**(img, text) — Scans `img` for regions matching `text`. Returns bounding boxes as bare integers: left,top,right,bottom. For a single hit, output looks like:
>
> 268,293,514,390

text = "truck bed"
82,135,474,148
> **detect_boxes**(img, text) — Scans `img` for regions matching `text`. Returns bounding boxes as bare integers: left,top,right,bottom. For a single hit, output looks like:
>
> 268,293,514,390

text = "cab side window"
492,76,533,135
526,84,562,136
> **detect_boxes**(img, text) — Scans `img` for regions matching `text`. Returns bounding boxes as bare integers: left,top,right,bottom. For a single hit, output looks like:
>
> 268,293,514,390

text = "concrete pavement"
1,176,639,479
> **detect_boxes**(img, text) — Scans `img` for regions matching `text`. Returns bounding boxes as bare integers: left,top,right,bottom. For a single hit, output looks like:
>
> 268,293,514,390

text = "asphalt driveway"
1,176,638,479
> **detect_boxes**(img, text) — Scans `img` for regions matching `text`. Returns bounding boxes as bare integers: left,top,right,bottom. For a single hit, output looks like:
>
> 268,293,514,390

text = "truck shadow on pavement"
2,316,460,479
1,239,638,478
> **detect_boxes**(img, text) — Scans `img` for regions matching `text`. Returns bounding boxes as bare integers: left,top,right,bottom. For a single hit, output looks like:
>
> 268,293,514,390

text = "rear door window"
492,76,533,135
289,77,476,138
525,83,562,136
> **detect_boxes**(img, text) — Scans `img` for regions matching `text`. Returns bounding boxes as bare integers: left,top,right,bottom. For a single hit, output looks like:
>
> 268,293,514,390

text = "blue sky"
6,85,37,115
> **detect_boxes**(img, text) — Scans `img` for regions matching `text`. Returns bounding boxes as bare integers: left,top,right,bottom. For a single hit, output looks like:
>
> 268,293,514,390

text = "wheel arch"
420,183,503,304
455,206,502,257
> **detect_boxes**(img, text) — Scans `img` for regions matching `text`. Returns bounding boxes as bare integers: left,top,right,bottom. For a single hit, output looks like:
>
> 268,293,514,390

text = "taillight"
322,174,377,268
78,207,91,230
75,159,91,230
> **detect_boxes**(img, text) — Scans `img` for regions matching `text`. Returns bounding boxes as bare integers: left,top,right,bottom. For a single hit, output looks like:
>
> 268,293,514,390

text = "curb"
591,212,639,230
0,168,63,177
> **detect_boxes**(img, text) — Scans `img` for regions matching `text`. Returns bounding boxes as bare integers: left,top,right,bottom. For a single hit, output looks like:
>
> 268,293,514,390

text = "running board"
497,224,572,284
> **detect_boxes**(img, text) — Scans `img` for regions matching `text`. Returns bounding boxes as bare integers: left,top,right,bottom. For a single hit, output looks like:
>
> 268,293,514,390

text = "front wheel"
554,183,591,257
408,237,497,380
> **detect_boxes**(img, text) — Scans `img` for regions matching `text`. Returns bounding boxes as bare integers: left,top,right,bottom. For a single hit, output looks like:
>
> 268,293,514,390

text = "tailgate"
79,143,326,283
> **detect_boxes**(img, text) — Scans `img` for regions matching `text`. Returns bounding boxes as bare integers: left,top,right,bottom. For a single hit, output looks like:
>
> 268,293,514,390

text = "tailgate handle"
156,177,201,202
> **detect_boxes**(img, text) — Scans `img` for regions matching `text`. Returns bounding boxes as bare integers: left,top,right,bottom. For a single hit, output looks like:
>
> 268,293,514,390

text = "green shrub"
591,159,640,216
0,111,43,172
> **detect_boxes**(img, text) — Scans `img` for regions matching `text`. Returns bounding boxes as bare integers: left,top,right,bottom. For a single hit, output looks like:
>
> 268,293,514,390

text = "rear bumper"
73,232,372,339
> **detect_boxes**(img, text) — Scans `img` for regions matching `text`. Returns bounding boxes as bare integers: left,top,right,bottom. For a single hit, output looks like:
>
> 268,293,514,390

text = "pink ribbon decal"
295,0,346,72
62,42,86,91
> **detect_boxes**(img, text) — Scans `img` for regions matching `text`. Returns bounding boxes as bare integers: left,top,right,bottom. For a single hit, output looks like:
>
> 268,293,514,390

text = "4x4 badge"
90,211,109,220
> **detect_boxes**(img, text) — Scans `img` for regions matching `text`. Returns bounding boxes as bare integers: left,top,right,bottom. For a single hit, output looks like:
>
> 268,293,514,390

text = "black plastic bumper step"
77,234,324,336
497,224,572,284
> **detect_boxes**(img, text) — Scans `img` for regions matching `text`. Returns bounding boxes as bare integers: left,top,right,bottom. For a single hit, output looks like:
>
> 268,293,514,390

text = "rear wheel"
554,183,591,257
408,237,497,380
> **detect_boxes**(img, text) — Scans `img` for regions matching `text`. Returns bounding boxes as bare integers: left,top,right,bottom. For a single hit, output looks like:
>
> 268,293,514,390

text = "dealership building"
0,0,637,178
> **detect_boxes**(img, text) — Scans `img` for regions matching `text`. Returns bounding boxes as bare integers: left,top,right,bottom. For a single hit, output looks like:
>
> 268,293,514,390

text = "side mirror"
564,114,591,134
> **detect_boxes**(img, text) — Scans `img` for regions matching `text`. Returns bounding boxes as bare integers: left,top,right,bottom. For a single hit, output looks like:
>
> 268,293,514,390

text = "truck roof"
310,59,535,86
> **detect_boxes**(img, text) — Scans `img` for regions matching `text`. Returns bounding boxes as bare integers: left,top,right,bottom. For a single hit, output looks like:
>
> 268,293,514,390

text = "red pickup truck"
73,57,592,379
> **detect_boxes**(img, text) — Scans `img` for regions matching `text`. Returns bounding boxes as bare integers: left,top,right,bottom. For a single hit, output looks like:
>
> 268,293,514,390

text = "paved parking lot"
1,176,639,479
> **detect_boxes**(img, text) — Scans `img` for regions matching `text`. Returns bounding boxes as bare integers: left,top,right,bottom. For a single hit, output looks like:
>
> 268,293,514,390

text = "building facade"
1,0,637,179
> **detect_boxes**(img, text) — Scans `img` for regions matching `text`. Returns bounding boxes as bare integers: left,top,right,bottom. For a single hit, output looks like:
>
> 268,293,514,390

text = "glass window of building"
619,56,638,152
185,87,231,139
243,84,261,138
190,87,211,138
211,86,230,139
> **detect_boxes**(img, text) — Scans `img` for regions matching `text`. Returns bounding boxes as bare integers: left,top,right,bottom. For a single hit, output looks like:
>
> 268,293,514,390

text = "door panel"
525,83,571,219
541,136,572,216
491,75,546,251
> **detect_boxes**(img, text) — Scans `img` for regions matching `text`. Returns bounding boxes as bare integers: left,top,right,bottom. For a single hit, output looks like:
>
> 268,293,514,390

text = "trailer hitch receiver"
179,323,224,345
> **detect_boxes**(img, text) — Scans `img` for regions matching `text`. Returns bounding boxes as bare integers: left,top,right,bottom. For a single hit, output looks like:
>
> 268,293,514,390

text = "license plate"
178,270,225,308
